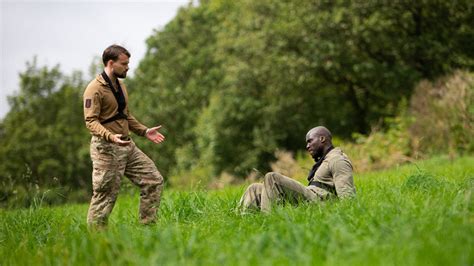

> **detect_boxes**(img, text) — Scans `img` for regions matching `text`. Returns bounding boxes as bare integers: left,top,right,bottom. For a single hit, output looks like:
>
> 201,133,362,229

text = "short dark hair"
102,45,131,66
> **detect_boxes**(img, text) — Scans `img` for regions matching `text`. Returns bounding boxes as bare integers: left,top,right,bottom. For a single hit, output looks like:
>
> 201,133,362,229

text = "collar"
307,145,335,183
96,73,108,86
96,72,124,89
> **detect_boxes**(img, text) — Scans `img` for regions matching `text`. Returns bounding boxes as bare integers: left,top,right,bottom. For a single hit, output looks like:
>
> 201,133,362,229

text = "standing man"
239,126,356,213
83,44,165,226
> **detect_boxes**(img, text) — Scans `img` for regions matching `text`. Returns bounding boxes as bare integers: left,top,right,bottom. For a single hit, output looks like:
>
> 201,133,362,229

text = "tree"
130,0,474,178
0,59,91,203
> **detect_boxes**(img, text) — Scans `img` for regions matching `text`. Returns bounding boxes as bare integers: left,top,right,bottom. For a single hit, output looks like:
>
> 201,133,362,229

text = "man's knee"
142,167,164,186
92,169,120,193
240,183,263,202
239,183,263,211
263,172,282,185
151,171,164,186
140,171,163,196
246,183,263,192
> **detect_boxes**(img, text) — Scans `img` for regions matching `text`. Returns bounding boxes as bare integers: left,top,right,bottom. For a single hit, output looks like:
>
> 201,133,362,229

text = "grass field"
1,156,473,265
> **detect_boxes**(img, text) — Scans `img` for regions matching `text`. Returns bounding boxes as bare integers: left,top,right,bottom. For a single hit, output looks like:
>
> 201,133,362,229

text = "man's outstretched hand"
146,125,166,144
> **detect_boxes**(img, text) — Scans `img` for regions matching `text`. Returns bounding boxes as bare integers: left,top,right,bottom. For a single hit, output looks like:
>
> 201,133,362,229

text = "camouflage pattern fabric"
87,136,163,226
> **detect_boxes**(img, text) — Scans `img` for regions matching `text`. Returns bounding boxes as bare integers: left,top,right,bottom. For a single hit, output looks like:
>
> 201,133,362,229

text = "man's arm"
121,82,164,143
127,114,148,136
331,158,356,198
84,90,115,142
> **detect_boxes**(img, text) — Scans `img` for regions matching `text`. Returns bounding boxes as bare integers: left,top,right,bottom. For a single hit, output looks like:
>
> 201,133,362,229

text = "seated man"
238,126,356,213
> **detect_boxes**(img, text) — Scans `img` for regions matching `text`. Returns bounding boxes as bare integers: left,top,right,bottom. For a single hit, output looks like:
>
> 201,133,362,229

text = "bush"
339,70,474,173
341,114,413,173
409,70,474,156
402,170,443,192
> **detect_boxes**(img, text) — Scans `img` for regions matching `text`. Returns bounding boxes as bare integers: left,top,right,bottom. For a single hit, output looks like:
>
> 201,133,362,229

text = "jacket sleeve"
331,158,356,198
127,112,148,137
83,86,114,142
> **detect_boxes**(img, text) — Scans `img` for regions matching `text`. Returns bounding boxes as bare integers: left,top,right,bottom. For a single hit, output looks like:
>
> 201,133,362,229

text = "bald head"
306,126,332,141
305,126,333,159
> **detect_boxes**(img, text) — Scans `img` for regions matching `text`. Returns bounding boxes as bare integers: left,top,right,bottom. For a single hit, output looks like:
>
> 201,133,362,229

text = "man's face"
111,53,129,78
306,132,323,158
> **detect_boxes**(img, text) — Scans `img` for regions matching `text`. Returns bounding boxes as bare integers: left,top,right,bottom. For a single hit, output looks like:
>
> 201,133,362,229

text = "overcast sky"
0,0,188,119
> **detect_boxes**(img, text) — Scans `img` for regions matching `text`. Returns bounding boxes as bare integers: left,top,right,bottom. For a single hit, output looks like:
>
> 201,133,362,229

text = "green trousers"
238,172,331,213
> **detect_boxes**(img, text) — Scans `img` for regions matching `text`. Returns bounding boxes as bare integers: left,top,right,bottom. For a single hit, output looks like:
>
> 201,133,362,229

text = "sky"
0,0,189,119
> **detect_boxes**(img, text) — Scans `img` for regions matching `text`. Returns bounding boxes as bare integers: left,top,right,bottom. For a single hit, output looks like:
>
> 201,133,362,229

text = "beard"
114,69,127,79
312,146,324,161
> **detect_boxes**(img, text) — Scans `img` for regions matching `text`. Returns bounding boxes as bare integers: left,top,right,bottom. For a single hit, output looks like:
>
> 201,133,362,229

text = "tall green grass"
1,156,473,265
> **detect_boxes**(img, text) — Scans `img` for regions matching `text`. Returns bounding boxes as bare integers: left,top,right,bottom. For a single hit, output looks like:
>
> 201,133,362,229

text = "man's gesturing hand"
146,125,166,144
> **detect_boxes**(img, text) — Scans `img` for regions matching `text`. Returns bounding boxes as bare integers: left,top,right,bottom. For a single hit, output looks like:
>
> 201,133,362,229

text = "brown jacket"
312,147,356,198
83,74,147,142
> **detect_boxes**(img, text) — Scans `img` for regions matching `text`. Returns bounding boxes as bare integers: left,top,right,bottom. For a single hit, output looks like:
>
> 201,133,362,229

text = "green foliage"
130,0,474,178
1,1,474,205
318,70,474,174
409,70,474,155
0,156,473,265
341,113,413,173
128,2,227,178
0,59,91,207
402,170,443,192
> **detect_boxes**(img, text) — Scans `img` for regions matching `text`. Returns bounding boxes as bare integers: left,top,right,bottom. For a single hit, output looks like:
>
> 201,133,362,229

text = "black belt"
309,180,337,195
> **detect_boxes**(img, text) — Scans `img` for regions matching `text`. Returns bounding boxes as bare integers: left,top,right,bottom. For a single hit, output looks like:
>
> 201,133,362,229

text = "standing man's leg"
261,172,318,213
125,142,164,224
87,136,124,226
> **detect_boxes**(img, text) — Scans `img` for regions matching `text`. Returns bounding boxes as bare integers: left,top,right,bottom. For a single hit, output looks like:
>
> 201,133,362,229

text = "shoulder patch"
85,99,92,108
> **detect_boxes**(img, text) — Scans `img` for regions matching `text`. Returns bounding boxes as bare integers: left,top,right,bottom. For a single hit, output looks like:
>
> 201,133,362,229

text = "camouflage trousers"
238,172,331,213
87,136,164,226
